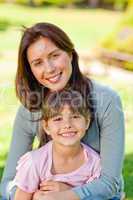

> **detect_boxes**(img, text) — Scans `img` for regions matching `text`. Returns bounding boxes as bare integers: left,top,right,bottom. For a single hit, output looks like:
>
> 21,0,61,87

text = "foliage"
102,0,128,10
0,0,131,9
0,0,84,7
101,5,133,71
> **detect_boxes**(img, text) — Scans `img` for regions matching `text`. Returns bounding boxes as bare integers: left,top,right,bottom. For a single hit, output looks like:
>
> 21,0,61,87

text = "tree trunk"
28,0,36,7
88,0,99,8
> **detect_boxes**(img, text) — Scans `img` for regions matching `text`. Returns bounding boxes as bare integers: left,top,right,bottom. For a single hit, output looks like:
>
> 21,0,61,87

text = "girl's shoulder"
81,142,100,161
19,141,52,175
30,141,52,160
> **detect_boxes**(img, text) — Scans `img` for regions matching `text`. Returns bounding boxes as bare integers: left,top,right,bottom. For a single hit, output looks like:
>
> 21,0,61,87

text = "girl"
13,89,101,200
0,22,125,200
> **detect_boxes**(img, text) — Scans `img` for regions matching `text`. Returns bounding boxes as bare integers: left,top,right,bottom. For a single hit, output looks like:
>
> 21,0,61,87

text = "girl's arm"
14,188,33,200
0,106,38,199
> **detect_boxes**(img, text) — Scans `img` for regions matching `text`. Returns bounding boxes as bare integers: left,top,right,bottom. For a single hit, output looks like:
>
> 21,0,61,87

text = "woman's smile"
46,72,62,84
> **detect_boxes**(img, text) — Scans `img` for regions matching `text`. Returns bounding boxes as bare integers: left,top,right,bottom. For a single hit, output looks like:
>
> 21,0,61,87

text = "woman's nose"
44,60,56,74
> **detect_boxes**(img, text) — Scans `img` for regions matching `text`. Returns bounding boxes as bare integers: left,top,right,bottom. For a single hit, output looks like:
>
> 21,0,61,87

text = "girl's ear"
42,120,51,135
86,118,90,130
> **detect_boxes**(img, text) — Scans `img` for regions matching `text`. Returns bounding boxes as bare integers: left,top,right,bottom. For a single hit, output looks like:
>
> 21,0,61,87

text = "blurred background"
0,0,133,199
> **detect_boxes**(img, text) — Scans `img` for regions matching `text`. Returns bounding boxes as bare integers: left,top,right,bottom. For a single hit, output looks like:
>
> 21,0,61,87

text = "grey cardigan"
0,81,125,200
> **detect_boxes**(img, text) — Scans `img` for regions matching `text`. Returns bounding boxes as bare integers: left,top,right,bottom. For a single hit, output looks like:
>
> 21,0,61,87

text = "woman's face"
27,37,72,91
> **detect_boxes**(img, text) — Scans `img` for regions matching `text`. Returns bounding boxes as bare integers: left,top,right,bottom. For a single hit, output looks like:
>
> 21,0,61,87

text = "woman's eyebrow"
30,49,60,64
31,58,41,65
48,48,60,56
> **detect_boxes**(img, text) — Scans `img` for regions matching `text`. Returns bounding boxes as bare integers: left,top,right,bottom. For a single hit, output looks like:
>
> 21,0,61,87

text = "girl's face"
43,104,89,147
27,37,72,91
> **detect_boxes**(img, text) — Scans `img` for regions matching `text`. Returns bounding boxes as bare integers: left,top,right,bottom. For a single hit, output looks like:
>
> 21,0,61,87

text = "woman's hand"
33,190,46,200
39,180,72,193
33,190,79,200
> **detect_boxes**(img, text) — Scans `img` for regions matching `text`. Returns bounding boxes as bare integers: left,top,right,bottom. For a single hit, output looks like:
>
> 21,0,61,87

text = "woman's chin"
46,82,68,91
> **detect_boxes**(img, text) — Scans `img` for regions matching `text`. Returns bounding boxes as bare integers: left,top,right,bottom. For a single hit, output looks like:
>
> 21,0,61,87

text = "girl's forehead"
55,104,79,114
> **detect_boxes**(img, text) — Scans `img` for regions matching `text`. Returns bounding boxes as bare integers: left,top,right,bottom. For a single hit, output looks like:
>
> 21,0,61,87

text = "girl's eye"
52,54,59,58
53,117,62,121
72,115,80,119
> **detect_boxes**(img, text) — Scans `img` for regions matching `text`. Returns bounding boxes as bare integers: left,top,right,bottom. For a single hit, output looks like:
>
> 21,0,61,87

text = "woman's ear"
86,118,90,130
42,120,51,135
69,52,72,62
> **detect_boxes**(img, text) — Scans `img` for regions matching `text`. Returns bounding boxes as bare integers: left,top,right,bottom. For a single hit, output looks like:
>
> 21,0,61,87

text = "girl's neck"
52,141,82,161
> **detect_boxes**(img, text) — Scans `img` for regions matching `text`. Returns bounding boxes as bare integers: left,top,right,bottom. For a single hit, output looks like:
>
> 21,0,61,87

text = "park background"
0,0,133,199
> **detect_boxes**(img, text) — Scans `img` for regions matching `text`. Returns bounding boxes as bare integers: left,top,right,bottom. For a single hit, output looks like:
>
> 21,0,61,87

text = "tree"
88,0,100,7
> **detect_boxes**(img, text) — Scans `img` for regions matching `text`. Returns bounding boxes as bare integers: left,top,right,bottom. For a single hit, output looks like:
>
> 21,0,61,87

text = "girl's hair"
15,22,94,116
39,88,91,147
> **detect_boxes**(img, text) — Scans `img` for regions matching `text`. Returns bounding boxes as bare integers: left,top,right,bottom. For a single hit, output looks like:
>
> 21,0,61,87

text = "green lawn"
0,4,133,199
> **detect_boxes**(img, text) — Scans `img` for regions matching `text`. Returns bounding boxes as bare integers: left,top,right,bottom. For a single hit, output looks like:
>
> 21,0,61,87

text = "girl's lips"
59,131,77,137
46,72,62,83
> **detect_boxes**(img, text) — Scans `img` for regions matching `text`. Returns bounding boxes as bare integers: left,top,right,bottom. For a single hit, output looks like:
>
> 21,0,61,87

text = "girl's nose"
63,118,72,129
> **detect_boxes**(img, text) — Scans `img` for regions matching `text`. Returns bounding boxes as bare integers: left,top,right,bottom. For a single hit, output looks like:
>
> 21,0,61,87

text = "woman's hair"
38,88,91,147
15,22,94,117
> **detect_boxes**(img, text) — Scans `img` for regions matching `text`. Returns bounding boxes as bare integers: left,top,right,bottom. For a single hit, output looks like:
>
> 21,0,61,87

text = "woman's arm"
14,188,33,200
71,89,125,199
0,106,37,199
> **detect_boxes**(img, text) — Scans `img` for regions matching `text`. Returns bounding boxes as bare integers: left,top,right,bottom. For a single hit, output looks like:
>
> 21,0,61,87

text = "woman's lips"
46,72,62,83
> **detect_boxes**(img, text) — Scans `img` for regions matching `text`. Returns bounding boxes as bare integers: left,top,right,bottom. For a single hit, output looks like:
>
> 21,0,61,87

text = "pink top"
13,141,101,193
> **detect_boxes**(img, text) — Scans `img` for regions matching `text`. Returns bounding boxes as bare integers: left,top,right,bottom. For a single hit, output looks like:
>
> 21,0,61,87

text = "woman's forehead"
27,37,59,59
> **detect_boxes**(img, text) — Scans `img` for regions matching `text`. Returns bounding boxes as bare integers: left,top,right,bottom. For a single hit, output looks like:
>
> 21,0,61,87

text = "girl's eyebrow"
52,113,62,118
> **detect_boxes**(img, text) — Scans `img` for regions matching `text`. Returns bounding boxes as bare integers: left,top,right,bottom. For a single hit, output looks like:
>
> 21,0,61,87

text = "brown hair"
39,88,91,147
42,89,91,121
15,22,94,117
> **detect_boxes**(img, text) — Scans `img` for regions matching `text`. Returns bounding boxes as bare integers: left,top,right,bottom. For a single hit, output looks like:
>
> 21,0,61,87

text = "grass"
0,3,133,199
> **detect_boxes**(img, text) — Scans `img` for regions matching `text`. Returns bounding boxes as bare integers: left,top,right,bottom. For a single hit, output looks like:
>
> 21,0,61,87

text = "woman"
0,22,125,200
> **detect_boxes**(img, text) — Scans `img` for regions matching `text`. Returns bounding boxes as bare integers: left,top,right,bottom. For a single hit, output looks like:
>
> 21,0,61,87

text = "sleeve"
86,156,101,184
72,91,125,199
0,106,38,199
13,152,40,193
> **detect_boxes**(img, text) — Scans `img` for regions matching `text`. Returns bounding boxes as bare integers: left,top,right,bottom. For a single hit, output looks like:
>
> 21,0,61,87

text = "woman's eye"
33,60,43,67
33,61,42,66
